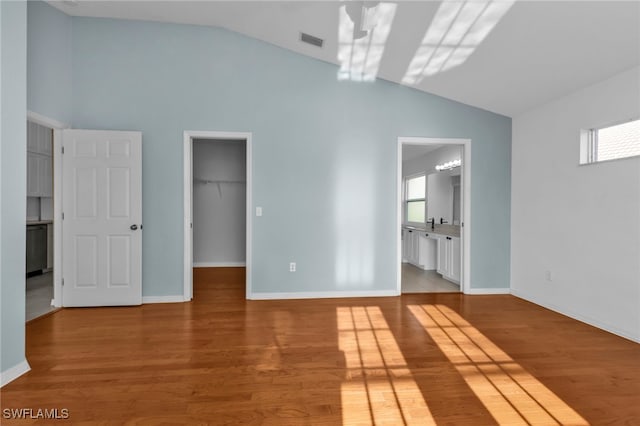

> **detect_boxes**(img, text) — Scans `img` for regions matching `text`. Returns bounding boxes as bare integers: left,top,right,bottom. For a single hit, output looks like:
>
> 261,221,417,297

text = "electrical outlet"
545,270,552,282
289,262,296,272
256,207,262,217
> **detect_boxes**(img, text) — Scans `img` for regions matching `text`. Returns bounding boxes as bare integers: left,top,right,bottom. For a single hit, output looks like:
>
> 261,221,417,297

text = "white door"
62,129,142,307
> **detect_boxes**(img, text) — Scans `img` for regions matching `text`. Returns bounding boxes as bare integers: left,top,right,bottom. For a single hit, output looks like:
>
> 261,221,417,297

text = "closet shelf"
194,179,246,185
194,179,246,197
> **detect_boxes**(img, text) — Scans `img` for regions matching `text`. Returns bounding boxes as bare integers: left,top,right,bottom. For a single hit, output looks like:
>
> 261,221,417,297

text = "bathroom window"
581,118,640,164
405,174,425,224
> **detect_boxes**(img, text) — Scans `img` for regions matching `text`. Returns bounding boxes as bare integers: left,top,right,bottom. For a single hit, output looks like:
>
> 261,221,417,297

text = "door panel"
75,235,98,287
62,129,142,307
108,168,130,218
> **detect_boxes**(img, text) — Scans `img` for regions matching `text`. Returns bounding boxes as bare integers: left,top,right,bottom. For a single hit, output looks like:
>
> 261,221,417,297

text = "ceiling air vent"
300,32,324,48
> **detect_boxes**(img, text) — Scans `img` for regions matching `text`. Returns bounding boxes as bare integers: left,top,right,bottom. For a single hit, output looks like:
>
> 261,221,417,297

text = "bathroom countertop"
402,224,461,238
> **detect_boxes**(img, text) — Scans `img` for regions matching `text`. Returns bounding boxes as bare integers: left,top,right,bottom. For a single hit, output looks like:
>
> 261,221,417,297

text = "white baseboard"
142,295,186,304
1,360,31,387
249,290,400,300
511,289,640,343
193,262,246,268
465,287,511,295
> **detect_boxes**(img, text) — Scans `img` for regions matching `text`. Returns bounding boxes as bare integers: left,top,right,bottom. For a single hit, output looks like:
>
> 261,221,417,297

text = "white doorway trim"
27,111,70,308
183,131,252,301
396,137,472,294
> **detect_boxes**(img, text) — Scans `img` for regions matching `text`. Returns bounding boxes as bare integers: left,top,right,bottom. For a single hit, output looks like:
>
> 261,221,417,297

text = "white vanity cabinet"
419,232,438,270
436,235,461,284
402,228,421,266
402,228,438,270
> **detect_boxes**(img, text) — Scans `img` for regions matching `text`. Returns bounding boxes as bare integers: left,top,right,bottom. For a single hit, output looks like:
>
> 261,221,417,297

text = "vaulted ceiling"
49,1,640,117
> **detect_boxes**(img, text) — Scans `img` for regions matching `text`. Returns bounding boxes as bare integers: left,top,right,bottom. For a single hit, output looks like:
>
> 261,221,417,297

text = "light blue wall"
71,17,511,296
1,0,27,373
27,0,72,123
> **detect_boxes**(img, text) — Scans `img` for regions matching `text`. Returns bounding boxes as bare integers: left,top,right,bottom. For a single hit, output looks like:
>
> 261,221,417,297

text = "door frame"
27,111,69,308
183,131,252,301
396,137,471,294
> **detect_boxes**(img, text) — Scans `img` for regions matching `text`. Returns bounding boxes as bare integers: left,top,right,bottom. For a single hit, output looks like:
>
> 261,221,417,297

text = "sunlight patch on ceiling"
338,2,397,82
403,0,514,85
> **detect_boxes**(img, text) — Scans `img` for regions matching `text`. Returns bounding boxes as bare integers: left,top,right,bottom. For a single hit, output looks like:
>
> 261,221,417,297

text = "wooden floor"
2,268,639,425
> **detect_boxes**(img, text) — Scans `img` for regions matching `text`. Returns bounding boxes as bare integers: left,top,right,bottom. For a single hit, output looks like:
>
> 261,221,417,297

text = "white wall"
1,0,29,383
511,66,640,342
192,139,246,266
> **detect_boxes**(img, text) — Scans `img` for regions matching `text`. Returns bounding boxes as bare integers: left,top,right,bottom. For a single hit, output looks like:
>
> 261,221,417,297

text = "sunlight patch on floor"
338,306,435,425
408,304,589,426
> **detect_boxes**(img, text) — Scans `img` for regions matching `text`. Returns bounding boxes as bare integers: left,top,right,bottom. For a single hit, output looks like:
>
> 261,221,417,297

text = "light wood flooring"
401,263,460,293
2,267,639,425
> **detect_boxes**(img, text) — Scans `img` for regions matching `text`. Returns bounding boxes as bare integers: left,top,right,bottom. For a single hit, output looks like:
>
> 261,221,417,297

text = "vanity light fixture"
435,159,461,171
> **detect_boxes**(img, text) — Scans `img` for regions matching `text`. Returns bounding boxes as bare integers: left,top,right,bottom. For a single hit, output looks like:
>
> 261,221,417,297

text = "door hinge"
61,146,65,154
62,212,65,220
62,278,65,287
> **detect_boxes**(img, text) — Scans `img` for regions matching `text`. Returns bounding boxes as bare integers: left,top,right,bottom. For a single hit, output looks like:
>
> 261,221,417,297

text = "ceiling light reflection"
402,0,514,84
338,2,397,82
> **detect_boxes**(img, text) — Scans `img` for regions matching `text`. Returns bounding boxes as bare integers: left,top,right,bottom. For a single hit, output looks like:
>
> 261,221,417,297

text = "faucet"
440,217,448,225
428,218,435,230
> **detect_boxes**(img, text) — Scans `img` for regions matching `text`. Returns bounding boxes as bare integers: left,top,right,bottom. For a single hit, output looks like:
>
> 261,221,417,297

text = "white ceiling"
49,1,640,117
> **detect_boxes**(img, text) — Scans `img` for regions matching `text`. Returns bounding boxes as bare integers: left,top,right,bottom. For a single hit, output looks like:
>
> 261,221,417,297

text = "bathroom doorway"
397,137,471,294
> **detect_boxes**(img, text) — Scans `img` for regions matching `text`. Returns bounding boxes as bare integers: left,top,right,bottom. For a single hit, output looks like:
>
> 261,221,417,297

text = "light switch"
256,207,262,217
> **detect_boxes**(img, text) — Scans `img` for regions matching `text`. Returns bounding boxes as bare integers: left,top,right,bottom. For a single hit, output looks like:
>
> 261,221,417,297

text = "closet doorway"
183,131,252,300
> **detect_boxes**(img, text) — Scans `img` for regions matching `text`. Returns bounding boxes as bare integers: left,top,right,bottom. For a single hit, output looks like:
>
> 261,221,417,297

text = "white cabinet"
28,121,52,156
419,233,437,270
39,155,52,197
27,153,52,197
448,236,461,283
437,235,461,284
403,229,420,266
26,121,53,197
402,228,437,270
27,153,40,196
27,121,39,152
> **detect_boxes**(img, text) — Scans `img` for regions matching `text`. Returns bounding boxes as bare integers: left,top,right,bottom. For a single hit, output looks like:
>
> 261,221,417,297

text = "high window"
581,119,640,164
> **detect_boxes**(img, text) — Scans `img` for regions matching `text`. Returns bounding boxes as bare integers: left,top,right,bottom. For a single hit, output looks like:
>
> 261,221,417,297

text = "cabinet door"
402,230,410,262
27,153,40,196
436,235,446,275
27,121,39,153
38,124,53,156
447,237,461,283
419,234,437,270
39,155,53,197
407,230,417,265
